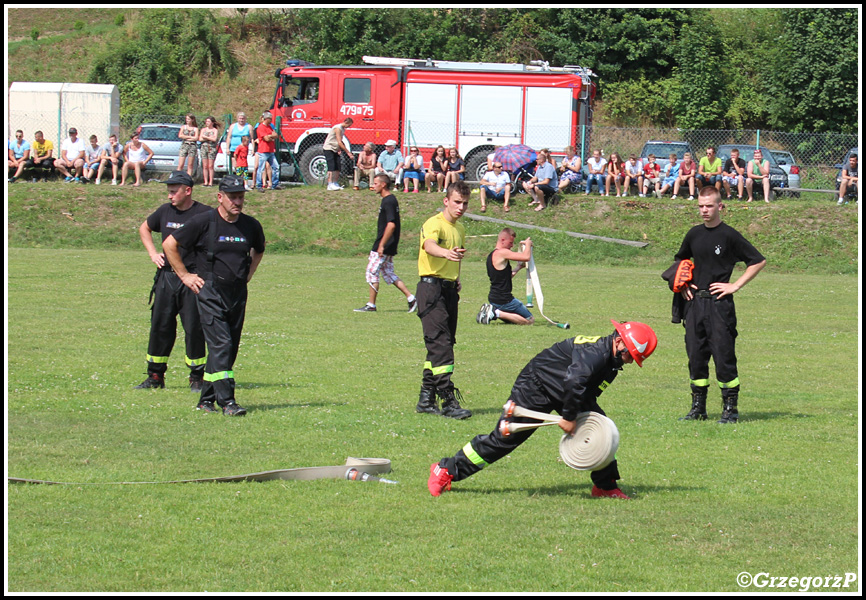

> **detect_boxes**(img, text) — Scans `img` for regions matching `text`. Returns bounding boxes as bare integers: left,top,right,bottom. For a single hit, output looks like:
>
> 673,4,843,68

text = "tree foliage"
767,8,858,133
89,9,237,114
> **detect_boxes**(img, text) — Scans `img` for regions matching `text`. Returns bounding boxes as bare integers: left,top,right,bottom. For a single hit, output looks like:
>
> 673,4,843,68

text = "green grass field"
6,225,860,591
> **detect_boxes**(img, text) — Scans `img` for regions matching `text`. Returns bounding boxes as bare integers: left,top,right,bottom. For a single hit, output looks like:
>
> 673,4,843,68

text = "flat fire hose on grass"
8,457,396,485
522,245,570,329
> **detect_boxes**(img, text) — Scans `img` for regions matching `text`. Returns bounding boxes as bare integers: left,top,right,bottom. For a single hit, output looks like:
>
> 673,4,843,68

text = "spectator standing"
353,142,377,190
134,171,211,392
177,114,199,179
557,146,582,194
722,148,746,200
376,140,403,184
402,146,424,193
198,116,220,188
8,130,30,183
604,152,625,197
673,152,697,200
324,117,354,191
82,135,102,182
622,154,642,197
443,147,466,188
234,135,251,190
745,149,771,203
697,146,723,191
54,127,86,182
27,130,55,181
96,134,124,185
476,228,533,325
415,181,472,420
479,161,512,213
641,154,661,198
254,111,281,192
121,131,154,187
353,174,417,314
162,175,266,416
226,112,251,155
584,149,607,195
425,145,449,193
838,154,858,205
669,187,766,424
524,151,558,211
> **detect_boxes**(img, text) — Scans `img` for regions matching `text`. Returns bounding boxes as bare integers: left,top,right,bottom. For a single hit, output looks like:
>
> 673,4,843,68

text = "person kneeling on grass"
477,228,534,325
428,320,658,499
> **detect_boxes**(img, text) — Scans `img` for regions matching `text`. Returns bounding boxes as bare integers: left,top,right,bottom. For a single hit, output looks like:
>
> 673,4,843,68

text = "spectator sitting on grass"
121,131,154,187
54,127,86,182
673,152,697,200
8,129,30,183
641,154,661,198
722,148,746,200
659,153,680,198
697,146,723,191
27,130,55,182
837,154,857,205
82,135,102,182
557,145,582,194
96,134,124,185
584,149,607,195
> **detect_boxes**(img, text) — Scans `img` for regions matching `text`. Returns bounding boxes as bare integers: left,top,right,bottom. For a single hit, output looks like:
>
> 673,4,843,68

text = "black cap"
219,174,247,193
165,171,195,187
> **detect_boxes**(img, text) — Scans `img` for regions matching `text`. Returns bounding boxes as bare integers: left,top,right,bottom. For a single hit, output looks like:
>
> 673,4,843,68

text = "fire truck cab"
272,56,596,184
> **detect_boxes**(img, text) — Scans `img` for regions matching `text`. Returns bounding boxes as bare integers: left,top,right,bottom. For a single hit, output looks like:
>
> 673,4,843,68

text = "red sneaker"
591,485,632,499
428,463,453,497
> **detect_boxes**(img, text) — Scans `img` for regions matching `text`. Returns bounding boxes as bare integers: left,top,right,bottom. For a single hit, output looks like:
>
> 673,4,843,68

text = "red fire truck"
270,56,596,184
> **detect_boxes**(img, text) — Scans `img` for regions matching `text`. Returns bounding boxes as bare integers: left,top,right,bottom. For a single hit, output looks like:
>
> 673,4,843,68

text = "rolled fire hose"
559,413,619,471
8,457,394,485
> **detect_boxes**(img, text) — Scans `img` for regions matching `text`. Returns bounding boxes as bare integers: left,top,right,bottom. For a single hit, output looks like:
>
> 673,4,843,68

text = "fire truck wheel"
299,144,329,185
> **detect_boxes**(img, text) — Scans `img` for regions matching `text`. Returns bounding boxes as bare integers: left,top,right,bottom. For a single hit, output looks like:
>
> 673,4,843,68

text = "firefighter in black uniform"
428,320,658,499
134,171,211,391
162,175,266,416
672,187,766,424
414,181,473,419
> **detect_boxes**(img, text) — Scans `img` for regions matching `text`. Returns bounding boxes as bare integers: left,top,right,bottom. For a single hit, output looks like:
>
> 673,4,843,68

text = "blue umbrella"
494,144,537,173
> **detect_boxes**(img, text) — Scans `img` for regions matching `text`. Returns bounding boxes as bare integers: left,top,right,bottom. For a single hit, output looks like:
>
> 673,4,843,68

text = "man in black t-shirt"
476,228,534,325
354,174,417,313
721,147,746,200
134,171,212,391
672,187,766,424
163,175,266,416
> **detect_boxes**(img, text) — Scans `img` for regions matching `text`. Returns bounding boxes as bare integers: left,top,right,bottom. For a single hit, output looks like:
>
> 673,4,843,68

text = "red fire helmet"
611,320,658,367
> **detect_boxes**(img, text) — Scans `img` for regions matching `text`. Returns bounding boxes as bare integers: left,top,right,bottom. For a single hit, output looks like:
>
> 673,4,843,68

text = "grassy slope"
7,182,859,274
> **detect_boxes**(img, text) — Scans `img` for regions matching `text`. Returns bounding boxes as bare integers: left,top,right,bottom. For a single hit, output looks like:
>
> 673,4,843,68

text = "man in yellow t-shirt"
697,146,723,192
27,130,55,181
415,181,472,419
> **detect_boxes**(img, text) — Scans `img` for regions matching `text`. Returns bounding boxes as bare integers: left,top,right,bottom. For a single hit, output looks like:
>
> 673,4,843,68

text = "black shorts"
324,149,340,171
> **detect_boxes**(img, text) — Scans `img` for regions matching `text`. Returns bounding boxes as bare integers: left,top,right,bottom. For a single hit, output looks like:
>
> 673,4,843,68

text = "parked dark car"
717,144,788,201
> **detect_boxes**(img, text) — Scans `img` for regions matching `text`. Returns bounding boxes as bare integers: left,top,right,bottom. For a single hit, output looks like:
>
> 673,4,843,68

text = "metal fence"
10,109,856,189
583,127,857,190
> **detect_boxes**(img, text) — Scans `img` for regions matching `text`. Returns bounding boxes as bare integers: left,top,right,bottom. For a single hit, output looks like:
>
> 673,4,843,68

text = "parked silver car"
135,123,199,180
770,150,801,197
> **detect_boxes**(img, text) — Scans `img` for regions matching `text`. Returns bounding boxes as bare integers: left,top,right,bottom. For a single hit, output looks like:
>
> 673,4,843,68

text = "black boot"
718,392,739,424
679,391,707,421
134,372,165,389
438,387,472,420
416,387,439,414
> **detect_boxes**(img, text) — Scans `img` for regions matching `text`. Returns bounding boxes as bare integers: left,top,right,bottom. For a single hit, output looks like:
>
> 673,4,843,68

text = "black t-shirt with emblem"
146,201,212,270
674,222,764,289
171,210,266,283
